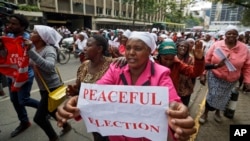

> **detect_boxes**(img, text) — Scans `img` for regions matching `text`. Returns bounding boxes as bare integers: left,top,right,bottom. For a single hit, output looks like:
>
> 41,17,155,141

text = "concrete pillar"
112,0,114,17
55,0,58,12
70,0,73,14
83,0,86,14
103,0,106,15
94,0,97,15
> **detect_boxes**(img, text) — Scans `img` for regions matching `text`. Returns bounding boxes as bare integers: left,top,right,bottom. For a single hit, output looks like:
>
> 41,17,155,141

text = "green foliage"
183,15,202,28
241,8,250,26
121,0,191,27
18,5,40,12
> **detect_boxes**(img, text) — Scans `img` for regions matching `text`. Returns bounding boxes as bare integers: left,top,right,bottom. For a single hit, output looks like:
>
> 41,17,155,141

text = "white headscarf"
160,34,168,39
239,31,245,36
79,32,88,39
217,30,225,36
150,33,157,42
129,31,156,53
187,38,195,42
123,29,131,38
34,25,62,48
152,28,157,32
225,25,239,33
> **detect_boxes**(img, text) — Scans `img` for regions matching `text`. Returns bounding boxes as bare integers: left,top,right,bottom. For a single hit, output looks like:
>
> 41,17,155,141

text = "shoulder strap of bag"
34,66,63,93
33,66,51,93
55,67,63,84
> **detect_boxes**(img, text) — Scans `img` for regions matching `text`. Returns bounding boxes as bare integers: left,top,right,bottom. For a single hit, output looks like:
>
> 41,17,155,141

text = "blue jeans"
8,76,40,123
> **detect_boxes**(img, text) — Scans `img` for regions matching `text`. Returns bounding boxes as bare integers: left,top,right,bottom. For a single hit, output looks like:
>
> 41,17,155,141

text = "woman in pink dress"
56,32,196,141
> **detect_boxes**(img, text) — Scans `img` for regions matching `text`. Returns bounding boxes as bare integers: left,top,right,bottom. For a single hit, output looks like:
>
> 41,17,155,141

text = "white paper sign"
108,40,120,48
215,47,236,72
77,83,169,141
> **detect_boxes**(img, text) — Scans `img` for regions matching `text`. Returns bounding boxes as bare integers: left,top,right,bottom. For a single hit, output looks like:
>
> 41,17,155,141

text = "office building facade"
209,2,245,30
9,0,166,31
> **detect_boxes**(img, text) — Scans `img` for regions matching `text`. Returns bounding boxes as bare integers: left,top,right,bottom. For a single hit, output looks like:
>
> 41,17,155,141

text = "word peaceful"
81,86,163,105
77,83,169,141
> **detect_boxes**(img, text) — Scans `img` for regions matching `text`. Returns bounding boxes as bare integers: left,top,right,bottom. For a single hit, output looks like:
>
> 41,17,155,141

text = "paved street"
0,57,250,141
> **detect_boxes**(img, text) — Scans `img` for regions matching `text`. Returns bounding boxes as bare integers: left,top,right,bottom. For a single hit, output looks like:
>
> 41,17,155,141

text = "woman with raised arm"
56,32,197,141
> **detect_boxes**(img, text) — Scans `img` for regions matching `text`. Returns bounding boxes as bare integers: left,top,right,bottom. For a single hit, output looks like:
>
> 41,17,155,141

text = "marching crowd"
0,13,250,141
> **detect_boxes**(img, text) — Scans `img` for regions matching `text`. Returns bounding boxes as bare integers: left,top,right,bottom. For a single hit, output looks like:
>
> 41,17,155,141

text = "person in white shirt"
202,32,214,55
73,32,88,52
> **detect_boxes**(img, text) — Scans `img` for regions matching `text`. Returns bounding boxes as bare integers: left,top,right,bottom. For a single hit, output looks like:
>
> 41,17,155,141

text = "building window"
106,8,112,15
18,0,26,4
96,7,103,14
122,11,126,17
128,12,132,18
115,10,119,16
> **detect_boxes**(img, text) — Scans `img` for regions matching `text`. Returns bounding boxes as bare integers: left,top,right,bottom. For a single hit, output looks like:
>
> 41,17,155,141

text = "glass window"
122,11,126,17
128,12,132,18
106,8,111,15
115,10,119,16
96,7,103,14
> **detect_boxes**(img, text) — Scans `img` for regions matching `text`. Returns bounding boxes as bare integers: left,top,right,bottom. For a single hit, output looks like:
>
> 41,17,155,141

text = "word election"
78,84,169,140
81,88,163,105
88,117,160,133
230,125,250,141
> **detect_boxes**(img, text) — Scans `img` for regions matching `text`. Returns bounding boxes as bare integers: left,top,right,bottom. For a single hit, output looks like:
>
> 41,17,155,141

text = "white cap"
152,28,157,32
150,33,157,42
177,32,182,37
160,34,168,39
79,32,88,39
225,25,238,33
123,29,131,38
118,29,124,33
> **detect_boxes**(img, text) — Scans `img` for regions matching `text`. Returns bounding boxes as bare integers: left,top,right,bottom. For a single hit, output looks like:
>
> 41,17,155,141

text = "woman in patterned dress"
66,34,113,141
199,25,250,124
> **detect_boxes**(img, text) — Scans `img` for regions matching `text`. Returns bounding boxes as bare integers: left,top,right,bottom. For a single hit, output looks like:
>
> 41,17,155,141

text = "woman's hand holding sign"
56,96,80,127
167,102,197,141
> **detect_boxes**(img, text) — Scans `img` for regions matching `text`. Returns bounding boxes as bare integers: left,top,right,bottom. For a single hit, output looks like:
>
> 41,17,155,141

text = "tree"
122,0,159,28
184,14,203,28
122,0,192,28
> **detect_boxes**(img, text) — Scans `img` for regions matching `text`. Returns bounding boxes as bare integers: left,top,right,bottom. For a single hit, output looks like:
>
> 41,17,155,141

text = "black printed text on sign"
230,125,250,141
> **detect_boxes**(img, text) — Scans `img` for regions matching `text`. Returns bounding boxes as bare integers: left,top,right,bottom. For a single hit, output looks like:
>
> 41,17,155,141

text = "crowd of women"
55,25,250,141
1,13,249,141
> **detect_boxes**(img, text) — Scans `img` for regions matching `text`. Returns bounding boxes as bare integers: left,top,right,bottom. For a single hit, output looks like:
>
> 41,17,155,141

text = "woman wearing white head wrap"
123,29,131,38
129,32,156,53
186,38,195,53
34,25,62,48
109,29,132,57
129,32,157,62
25,25,71,141
238,31,245,43
56,29,197,141
199,24,250,124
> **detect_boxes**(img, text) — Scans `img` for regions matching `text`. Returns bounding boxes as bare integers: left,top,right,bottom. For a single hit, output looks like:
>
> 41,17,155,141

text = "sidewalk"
189,83,250,141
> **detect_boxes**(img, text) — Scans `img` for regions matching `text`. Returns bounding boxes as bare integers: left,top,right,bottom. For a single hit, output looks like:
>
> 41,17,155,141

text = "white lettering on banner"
77,83,169,141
